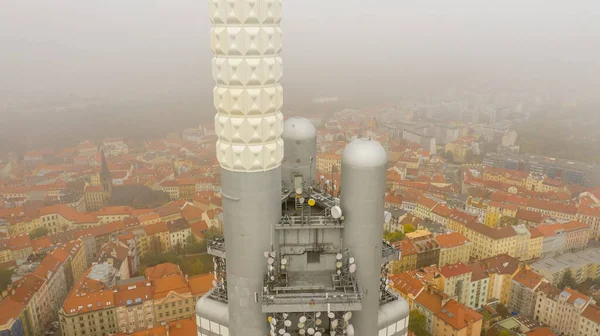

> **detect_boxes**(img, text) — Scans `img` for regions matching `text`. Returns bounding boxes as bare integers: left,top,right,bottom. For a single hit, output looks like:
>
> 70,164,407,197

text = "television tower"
197,1,409,336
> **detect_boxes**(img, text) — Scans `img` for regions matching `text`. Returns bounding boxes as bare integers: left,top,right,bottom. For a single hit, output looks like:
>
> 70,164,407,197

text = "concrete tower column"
341,139,387,336
210,1,284,335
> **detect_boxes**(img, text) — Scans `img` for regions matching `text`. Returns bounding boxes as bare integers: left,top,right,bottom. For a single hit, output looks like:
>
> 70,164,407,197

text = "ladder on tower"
295,197,302,211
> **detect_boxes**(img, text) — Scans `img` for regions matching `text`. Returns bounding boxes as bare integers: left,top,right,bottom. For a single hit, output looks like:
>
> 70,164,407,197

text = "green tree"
29,227,49,239
205,226,224,240
0,268,13,291
384,231,405,243
498,216,518,227
558,271,578,290
408,310,429,336
498,329,513,336
403,224,416,233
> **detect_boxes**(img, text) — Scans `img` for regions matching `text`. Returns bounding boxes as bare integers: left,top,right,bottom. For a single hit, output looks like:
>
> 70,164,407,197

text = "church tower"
100,150,112,205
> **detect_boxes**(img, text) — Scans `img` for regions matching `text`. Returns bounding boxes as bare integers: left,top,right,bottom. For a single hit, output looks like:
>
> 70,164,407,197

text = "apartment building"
469,254,520,305
531,248,600,286
391,239,418,274
435,232,471,267
413,195,440,220
484,201,517,228
466,263,490,309
440,262,472,305
576,205,600,240
114,279,155,334
316,152,341,174
508,267,543,316
534,287,596,336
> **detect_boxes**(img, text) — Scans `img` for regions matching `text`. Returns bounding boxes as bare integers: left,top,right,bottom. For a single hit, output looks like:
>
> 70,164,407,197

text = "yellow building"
316,152,341,174
460,221,517,260
444,139,473,164
142,222,171,256
391,240,418,274
484,202,518,228
435,232,472,267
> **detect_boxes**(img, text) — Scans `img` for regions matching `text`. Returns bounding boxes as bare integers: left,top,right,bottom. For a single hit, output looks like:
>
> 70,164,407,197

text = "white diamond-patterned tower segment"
210,0,284,172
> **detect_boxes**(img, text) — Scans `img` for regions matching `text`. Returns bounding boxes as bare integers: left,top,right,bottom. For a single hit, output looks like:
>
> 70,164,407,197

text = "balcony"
261,271,363,313
276,215,343,230
207,238,226,259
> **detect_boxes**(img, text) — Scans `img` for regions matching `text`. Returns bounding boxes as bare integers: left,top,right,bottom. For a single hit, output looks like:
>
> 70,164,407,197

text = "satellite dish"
284,334,290,336
212,280,218,287
349,257,355,264
331,206,342,218
328,312,335,319
269,266,274,271
270,330,276,336
316,318,322,325
336,270,341,275
269,251,277,257
344,312,352,321
264,251,270,258
331,320,338,329
281,265,286,270
307,328,315,335
271,318,277,325
268,316,273,323
296,187,303,194
340,215,345,221
349,264,357,273
336,253,343,260
283,313,289,319
268,257,275,265
299,329,306,335
281,258,288,265
384,211,392,224
320,175,325,179
336,261,343,268
279,328,285,335
308,199,316,206
385,285,390,290
315,332,322,336
315,312,321,318
284,320,292,327
298,323,305,329
270,276,275,281
331,332,336,336
346,324,355,336
299,316,307,323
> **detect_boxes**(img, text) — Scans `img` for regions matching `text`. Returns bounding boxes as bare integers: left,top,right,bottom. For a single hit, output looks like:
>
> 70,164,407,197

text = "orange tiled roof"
435,232,469,249
188,273,214,296
144,222,169,236
436,299,483,330
145,263,182,280
513,268,543,290
393,239,417,256
114,280,153,307
152,274,190,299
563,287,591,304
440,262,471,278
390,272,424,297
581,304,600,325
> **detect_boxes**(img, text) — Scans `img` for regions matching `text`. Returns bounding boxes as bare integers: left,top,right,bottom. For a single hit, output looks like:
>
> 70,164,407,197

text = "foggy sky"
0,1,599,130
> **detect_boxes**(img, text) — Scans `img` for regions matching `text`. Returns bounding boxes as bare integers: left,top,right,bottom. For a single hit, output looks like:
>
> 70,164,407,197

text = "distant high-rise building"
195,1,410,336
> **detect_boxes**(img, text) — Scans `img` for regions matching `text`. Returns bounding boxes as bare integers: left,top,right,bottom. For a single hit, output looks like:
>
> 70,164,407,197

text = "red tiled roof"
563,288,591,304
527,199,577,215
417,196,439,210
464,220,516,240
436,299,483,330
513,268,543,290
145,263,182,280
440,262,471,278
392,239,417,256
581,304,600,325
390,273,424,297
435,232,469,249
516,209,543,223
188,273,214,296
467,262,489,281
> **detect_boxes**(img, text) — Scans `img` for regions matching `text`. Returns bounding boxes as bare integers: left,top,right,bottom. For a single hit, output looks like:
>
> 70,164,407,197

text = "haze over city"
1,1,599,152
